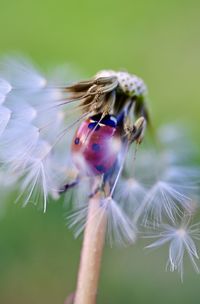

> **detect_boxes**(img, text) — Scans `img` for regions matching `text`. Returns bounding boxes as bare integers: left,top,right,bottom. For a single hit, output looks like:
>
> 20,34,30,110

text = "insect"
60,70,149,195
71,114,122,176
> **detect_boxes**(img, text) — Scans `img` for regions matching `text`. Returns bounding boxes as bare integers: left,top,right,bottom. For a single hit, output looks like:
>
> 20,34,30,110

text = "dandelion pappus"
1,57,200,263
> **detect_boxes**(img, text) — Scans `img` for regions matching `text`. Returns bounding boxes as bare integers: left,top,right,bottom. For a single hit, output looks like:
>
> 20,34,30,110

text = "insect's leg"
124,116,147,144
132,116,147,144
59,178,80,194
88,171,115,199
88,175,105,198
88,186,101,198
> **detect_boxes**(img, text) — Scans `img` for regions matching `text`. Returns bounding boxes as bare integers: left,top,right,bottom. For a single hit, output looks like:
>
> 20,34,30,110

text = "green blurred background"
0,0,200,303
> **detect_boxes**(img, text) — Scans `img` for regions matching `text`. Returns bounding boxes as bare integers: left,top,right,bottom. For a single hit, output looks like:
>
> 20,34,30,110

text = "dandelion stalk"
74,191,107,304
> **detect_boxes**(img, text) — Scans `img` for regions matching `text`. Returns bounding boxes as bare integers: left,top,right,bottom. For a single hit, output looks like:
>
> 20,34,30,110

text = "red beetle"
71,114,122,176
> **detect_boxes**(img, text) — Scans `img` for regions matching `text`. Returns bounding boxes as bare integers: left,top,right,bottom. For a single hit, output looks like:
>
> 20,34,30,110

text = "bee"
59,70,149,196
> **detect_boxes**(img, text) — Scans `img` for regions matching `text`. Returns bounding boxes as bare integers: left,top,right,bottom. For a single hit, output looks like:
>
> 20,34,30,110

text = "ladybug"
71,114,122,176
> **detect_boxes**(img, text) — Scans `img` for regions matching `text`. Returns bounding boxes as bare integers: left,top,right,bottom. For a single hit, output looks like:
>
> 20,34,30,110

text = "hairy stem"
74,192,107,304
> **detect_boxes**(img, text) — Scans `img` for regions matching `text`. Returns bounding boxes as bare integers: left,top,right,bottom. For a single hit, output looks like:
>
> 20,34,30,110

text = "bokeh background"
0,0,200,303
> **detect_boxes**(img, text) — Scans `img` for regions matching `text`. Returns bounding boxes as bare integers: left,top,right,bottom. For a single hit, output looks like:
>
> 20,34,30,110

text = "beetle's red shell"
71,115,122,176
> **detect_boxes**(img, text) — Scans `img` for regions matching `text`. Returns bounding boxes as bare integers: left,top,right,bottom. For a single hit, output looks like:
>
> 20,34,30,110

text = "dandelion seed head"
0,56,200,280
95,70,147,97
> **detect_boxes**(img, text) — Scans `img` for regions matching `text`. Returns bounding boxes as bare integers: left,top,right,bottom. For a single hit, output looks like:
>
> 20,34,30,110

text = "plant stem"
74,192,107,304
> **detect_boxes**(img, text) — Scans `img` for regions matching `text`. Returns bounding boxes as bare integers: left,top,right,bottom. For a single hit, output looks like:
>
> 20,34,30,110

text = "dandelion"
0,56,200,303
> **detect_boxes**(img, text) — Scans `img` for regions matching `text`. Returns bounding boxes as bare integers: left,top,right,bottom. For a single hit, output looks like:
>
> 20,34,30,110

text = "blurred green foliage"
0,0,200,303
